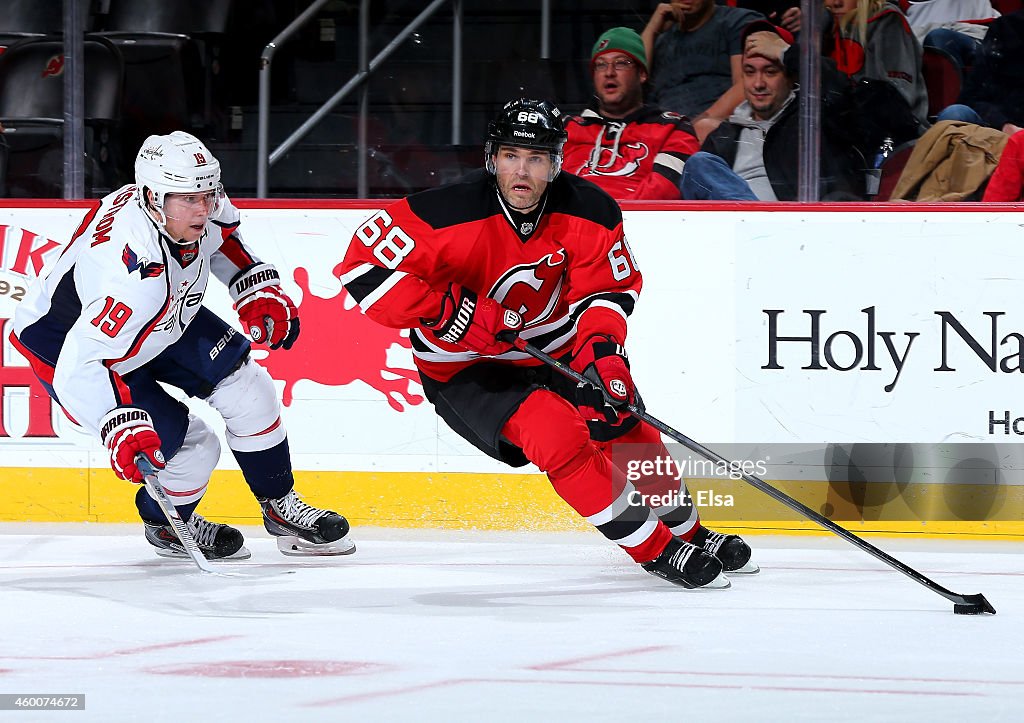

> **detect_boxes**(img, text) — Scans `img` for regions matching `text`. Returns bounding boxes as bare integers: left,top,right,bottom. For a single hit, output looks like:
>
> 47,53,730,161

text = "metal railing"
257,0,460,198
62,0,86,199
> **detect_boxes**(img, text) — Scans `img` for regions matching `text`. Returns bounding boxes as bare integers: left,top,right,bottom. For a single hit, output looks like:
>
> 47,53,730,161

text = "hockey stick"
507,336,996,615
137,456,218,575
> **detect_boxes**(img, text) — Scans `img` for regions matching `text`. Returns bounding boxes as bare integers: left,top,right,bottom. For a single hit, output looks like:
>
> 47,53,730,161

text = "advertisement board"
2,201,1022,533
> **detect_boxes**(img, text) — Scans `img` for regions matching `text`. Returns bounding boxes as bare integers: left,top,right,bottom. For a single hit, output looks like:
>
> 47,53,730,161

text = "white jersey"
12,184,260,438
905,0,998,41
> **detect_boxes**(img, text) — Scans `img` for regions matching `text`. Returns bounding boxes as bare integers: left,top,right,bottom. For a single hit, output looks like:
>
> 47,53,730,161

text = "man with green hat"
562,27,700,200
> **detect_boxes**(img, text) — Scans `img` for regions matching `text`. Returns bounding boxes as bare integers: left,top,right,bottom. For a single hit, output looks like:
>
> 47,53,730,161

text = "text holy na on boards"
761,307,1024,393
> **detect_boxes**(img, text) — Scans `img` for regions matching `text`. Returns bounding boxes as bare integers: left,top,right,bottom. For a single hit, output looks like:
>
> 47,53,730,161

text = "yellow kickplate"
1,468,1022,539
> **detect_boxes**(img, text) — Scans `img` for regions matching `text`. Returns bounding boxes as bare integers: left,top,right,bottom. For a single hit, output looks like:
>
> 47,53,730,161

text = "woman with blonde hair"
825,0,929,135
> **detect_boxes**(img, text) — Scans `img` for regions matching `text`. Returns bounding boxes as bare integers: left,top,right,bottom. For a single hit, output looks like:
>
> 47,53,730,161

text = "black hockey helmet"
485,98,568,180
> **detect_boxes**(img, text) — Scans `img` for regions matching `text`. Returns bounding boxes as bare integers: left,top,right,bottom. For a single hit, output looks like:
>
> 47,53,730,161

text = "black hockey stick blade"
508,336,997,616
954,594,996,616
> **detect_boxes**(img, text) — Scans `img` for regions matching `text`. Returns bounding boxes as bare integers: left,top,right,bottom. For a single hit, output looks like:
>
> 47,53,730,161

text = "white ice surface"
0,525,1020,722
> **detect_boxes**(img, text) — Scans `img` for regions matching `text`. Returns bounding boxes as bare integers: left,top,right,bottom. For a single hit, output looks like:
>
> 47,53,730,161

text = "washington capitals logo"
122,244,165,278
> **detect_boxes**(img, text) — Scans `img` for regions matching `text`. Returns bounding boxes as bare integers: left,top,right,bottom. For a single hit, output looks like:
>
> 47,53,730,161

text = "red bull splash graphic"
255,262,424,412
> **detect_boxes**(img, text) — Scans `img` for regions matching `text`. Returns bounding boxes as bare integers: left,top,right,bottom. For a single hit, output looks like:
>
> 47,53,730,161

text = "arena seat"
0,35,124,196
922,46,962,121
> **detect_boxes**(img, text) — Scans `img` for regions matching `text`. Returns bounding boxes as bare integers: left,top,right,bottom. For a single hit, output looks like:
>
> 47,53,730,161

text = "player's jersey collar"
168,240,201,268
495,186,548,243
143,213,207,267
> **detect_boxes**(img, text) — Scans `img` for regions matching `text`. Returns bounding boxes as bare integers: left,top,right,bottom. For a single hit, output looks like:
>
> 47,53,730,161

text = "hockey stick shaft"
510,337,995,614
137,456,218,574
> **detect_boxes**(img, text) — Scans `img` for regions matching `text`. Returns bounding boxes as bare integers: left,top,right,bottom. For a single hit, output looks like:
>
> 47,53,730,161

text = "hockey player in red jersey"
340,99,756,588
12,131,354,560
562,27,699,200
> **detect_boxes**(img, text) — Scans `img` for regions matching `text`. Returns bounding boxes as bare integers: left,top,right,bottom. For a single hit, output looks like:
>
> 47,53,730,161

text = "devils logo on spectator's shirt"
563,106,698,200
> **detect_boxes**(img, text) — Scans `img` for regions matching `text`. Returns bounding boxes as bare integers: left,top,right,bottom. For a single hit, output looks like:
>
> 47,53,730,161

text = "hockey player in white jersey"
11,131,354,559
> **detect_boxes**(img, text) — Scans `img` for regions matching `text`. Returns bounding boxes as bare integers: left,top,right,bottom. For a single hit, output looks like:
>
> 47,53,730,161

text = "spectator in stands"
904,0,999,70
641,0,774,141
982,129,1024,200
680,21,864,201
936,9,1024,135
562,27,700,200
730,0,802,22
825,0,930,135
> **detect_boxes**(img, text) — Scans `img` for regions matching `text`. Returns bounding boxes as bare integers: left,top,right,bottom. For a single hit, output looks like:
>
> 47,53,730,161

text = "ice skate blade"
275,535,356,556
726,560,760,574
700,572,731,590
646,569,732,590
154,545,252,561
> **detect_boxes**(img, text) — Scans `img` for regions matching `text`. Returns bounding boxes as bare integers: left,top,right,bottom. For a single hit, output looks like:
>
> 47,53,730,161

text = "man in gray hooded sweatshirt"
681,20,864,201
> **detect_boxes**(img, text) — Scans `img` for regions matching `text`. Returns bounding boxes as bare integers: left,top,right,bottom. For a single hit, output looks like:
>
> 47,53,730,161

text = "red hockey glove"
99,407,165,483
422,283,523,356
570,335,635,424
229,263,300,350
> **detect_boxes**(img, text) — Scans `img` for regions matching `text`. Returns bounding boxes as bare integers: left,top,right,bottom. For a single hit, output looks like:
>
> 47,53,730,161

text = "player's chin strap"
500,333,996,617
138,189,212,246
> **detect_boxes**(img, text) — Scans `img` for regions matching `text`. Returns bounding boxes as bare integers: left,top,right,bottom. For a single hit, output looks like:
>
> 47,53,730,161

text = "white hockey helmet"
135,131,222,240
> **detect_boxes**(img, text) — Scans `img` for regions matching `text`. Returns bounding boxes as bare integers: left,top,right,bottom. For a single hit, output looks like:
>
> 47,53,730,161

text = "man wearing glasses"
563,27,700,200
11,131,354,562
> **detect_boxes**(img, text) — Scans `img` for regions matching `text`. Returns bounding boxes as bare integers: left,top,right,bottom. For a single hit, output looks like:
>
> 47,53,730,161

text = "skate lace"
276,490,328,529
701,529,726,555
187,514,220,548
668,542,694,571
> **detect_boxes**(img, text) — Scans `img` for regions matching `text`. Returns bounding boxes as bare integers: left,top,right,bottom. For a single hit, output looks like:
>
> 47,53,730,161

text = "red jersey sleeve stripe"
108,368,132,406
218,233,256,269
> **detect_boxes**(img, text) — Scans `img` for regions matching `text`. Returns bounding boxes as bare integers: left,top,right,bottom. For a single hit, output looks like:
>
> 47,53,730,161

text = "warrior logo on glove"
229,262,301,350
99,406,166,483
424,283,524,356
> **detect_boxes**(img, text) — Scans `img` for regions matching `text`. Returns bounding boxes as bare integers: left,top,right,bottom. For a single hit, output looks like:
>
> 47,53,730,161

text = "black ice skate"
258,489,355,556
144,514,251,560
691,526,759,574
641,537,729,589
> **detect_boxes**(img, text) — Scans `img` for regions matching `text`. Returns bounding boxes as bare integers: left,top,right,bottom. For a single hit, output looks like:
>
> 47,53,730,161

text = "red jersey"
562,105,698,200
983,130,1024,202
339,169,641,382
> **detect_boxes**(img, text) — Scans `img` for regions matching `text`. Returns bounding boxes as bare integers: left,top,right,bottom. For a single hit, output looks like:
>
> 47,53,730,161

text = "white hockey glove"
99,407,165,483
229,262,300,350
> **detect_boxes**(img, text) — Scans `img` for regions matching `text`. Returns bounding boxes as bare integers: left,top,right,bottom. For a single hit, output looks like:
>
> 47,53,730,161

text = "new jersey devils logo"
488,250,566,326
578,138,650,178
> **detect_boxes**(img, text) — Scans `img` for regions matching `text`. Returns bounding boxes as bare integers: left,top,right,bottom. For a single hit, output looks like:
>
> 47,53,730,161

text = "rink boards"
2,200,1024,537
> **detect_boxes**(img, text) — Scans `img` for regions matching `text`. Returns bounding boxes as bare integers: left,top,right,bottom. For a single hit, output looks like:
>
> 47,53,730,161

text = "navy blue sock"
231,438,295,499
135,486,199,524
